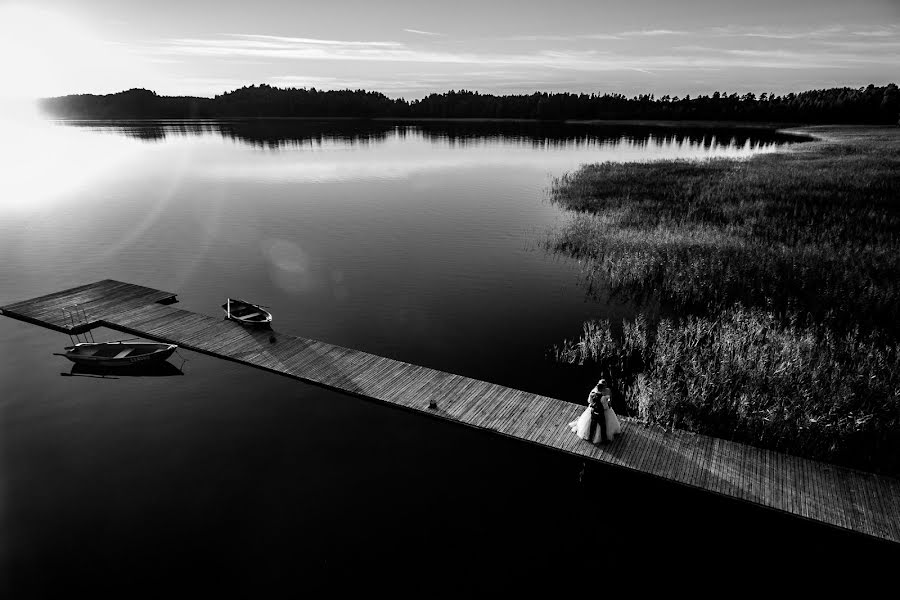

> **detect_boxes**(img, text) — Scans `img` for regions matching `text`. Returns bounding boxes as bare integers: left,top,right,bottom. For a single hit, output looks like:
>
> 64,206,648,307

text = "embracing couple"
569,378,623,444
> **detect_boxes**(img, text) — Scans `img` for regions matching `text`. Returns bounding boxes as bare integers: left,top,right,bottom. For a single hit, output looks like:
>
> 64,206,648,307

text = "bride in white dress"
569,379,622,443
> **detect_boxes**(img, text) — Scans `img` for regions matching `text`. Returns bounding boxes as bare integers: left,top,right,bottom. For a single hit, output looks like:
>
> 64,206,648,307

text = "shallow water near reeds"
0,119,883,587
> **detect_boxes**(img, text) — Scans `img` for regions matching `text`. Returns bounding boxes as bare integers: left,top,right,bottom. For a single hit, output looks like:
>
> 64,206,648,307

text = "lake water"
0,119,883,591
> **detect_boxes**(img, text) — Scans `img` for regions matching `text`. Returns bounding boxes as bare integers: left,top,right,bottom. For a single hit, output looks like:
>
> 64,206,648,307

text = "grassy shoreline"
546,125,900,476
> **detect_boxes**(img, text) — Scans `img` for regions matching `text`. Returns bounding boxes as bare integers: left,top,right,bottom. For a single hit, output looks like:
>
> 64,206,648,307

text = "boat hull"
56,343,178,367
222,298,273,325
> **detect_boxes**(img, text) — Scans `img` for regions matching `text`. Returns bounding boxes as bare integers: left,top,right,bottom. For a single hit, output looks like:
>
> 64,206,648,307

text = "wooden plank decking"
2,279,898,545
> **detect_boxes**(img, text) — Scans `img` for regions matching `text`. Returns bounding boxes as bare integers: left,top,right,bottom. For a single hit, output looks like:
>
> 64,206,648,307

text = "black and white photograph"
0,0,898,594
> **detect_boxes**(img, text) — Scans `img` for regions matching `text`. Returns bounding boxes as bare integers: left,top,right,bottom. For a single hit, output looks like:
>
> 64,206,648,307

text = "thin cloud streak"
152,34,883,72
710,25,845,39
620,29,689,36
500,33,623,41
498,30,684,41
222,33,403,47
820,40,900,50
725,48,899,65
403,28,445,36
582,33,626,40
852,31,895,37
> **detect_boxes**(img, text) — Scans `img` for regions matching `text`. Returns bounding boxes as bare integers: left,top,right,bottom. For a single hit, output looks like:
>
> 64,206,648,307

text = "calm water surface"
0,120,886,591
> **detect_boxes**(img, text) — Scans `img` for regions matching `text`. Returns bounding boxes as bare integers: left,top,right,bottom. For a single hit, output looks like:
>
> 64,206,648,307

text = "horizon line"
37,80,899,101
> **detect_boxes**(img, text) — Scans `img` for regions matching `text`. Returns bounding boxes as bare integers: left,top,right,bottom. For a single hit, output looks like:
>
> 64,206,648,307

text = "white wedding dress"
569,396,622,443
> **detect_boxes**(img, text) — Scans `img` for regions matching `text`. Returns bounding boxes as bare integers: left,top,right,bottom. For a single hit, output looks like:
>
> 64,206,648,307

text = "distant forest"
40,83,899,124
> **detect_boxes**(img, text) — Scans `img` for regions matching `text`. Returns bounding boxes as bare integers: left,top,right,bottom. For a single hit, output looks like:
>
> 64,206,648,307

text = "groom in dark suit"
587,379,609,443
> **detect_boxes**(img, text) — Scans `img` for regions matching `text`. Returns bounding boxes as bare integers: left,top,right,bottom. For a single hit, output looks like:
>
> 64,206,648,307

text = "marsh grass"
547,127,900,474
554,309,900,474
547,129,900,331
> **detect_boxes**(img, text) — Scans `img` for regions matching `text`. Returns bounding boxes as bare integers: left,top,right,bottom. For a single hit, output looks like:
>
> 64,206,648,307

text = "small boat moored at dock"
54,341,178,367
223,298,273,325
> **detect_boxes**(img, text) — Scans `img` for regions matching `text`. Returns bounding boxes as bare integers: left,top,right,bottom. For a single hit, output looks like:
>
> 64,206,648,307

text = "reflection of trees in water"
67,120,396,148
62,119,804,151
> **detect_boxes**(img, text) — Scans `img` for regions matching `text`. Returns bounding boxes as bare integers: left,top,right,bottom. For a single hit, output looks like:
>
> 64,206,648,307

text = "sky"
0,0,898,99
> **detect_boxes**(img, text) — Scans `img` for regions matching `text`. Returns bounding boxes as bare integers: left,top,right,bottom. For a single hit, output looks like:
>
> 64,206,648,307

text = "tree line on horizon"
39,83,900,124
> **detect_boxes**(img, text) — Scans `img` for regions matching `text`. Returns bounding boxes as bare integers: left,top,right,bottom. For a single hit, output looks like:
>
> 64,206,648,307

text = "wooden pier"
2,279,898,545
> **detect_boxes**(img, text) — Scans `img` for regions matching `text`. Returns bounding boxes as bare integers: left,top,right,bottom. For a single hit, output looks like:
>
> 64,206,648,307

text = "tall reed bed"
547,132,900,332
547,127,900,474
554,309,900,474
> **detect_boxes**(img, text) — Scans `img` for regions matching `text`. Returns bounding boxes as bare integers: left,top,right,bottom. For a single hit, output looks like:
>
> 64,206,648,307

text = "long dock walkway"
2,279,898,544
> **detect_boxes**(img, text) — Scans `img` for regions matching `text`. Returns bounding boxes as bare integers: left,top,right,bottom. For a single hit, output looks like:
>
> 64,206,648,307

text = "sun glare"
0,6,158,210
0,4,144,100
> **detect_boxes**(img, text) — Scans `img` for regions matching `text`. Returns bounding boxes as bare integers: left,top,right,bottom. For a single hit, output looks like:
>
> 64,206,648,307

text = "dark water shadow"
61,361,184,379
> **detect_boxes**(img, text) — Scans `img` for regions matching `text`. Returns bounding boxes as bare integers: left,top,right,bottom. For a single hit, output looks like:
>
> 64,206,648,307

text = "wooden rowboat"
223,298,273,325
54,341,178,367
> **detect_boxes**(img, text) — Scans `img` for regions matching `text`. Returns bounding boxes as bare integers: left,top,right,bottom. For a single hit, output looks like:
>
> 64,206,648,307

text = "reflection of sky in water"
0,119,798,311
0,119,150,209
0,119,793,208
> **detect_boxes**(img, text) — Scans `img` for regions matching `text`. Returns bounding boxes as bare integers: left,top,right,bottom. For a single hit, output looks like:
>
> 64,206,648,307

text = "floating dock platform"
2,279,898,545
